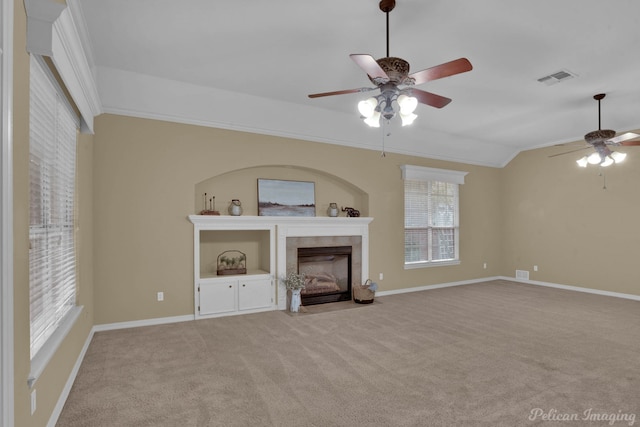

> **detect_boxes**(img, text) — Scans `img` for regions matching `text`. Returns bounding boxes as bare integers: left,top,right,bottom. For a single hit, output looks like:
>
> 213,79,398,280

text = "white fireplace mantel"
188,215,372,231
188,215,373,310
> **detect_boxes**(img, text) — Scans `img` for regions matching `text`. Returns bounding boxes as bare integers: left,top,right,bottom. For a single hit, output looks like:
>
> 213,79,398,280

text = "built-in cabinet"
198,275,273,316
189,215,276,319
189,215,373,319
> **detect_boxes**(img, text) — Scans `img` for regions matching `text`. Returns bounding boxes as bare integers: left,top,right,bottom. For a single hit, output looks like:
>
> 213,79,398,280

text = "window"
29,56,79,367
402,165,467,268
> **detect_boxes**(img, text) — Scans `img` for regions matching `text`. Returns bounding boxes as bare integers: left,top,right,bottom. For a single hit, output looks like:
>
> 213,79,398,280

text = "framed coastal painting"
257,179,315,216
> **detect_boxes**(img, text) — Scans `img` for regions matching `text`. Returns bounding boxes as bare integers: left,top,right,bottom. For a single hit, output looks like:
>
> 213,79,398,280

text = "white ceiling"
71,0,640,167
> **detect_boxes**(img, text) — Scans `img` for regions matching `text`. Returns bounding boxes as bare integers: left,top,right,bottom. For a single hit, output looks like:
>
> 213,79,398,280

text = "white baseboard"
376,276,640,302
375,276,502,297
93,314,195,332
47,327,95,427
500,276,640,301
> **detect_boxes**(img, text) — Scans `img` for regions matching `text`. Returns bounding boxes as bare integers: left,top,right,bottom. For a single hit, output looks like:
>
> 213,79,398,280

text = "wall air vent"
537,69,577,86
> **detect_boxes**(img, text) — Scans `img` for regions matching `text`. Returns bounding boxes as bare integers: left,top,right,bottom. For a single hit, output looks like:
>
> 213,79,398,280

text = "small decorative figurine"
199,193,220,215
341,206,360,217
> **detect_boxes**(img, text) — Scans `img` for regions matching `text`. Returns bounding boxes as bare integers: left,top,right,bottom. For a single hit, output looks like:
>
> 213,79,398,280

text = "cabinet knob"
228,285,232,288
242,283,246,287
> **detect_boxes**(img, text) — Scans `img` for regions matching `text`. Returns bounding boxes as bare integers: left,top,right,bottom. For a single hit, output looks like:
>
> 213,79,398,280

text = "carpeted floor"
56,280,640,426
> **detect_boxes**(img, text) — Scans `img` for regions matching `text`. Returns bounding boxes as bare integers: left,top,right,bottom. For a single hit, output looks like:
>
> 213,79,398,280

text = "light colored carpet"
56,280,640,426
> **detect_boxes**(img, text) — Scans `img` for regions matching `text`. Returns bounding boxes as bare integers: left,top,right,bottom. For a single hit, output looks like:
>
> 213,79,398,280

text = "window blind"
29,56,78,360
402,165,465,266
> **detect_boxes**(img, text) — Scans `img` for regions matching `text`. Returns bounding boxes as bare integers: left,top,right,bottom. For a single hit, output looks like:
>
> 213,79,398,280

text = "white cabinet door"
238,277,272,311
199,281,237,315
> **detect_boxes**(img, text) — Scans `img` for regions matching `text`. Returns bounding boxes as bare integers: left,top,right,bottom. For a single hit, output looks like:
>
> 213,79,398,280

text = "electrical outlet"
31,389,36,415
379,273,383,280
157,292,164,301
483,262,487,269
533,265,538,272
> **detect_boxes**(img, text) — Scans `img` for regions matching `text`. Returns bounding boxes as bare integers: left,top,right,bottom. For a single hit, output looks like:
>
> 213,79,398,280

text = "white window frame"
28,55,82,388
401,165,467,269
1,0,14,423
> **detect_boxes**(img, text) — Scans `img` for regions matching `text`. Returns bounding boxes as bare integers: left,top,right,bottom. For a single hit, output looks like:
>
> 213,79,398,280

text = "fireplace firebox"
297,246,352,305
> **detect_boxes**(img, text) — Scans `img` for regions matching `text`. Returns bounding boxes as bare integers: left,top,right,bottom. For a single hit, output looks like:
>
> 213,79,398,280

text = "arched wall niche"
194,165,369,217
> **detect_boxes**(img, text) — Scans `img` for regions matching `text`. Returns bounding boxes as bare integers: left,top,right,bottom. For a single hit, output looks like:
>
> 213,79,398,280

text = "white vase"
228,199,243,216
290,289,302,312
327,202,338,217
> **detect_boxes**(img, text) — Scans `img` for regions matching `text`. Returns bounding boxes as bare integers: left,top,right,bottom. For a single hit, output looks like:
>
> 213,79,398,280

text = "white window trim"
404,259,461,270
28,306,82,388
401,164,468,185
1,0,14,424
24,0,101,133
402,165,467,269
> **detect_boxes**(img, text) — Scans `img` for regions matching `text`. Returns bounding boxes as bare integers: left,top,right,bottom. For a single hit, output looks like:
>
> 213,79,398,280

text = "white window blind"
29,56,78,360
402,165,466,267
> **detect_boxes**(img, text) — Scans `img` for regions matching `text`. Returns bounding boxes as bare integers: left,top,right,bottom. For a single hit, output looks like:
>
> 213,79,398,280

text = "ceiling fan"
307,0,472,127
551,93,640,167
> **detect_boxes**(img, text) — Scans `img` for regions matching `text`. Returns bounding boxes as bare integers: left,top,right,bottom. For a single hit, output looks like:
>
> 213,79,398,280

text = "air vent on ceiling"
537,69,577,86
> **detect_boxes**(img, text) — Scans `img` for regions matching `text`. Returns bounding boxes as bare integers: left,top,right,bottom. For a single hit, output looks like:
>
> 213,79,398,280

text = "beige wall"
12,1,95,426
502,143,640,295
11,3,639,423
92,114,504,325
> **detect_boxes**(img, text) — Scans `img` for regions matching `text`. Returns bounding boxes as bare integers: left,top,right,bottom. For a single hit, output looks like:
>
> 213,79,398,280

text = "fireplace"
285,234,363,307
298,246,352,305
277,219,371,310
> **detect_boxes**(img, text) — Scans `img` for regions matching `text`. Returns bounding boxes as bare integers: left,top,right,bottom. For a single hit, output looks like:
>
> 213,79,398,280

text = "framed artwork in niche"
257,179,315,216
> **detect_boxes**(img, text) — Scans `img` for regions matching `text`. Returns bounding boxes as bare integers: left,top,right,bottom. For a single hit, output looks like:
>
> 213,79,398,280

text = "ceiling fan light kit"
308,0,472,129
577,150,626,168
573,93,639,168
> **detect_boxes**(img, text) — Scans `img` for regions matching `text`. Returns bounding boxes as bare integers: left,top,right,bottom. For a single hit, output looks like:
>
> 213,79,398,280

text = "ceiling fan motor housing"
372,57,413,85
584,129,616,144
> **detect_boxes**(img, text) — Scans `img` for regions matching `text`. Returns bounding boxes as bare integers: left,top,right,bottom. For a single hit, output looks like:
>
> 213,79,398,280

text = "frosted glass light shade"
611,151,627,163
587,152,602,165
363,110,381,127
576,156,589,167
600,156,614,167
358,97,378,118
400,112,417,126
398,94,418,115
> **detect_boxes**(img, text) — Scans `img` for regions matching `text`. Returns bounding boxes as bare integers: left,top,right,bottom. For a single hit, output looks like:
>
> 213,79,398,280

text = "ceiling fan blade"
411,89,451,109
619,140,640,146
607,132,640,144
308,87,373,98
349,54,389,81
548,146,591,158
409,58,473,85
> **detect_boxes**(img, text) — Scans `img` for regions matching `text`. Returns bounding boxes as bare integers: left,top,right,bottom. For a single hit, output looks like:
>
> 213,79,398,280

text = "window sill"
28,305,83,388
404,260,461,269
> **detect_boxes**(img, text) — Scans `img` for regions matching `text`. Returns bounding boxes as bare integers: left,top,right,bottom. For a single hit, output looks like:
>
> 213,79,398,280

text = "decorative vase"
228,199,243,216
327,202,338,217
290,289,302,312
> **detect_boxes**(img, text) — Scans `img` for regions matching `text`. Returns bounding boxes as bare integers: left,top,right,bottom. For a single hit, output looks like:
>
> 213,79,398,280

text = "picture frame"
257,179,315,216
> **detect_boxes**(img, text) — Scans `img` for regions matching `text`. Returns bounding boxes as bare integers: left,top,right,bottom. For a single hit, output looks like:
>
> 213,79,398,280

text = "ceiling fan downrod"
594,93,605,130
379,0,395,58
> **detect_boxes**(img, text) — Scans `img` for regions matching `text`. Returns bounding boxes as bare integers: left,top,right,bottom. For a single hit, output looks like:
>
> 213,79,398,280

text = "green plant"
281,271,306,290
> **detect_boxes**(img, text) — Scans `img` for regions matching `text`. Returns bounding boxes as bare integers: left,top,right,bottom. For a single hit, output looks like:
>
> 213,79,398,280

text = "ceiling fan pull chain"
380,121,387,157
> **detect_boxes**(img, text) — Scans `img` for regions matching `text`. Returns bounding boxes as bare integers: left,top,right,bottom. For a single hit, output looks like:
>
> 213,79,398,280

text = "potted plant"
282,271,306,312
